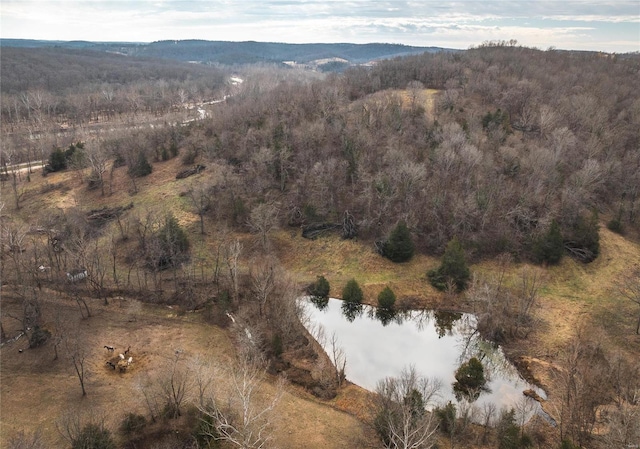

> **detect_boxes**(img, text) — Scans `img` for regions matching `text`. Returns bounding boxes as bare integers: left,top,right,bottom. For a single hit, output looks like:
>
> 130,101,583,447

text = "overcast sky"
1,1,638,53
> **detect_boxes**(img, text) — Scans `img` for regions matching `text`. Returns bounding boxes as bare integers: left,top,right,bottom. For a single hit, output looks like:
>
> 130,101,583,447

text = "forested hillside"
0,47,230,127
167,44,640,261
1,38,445,65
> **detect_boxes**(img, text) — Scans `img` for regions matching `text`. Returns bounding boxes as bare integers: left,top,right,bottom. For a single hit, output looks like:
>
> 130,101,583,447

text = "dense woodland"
1,42,640,449
186,45,640,261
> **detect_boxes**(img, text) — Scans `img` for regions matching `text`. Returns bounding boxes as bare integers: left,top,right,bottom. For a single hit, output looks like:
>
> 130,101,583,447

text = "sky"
1,0,639,53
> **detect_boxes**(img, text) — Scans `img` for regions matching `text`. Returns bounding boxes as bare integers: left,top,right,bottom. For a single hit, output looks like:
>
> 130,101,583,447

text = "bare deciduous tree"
86,143,110,196
64,326,89,396
310,324,346,389
186,180,213,235
250,256,277,318
374,365,441,449
329,332,347,388
552,329,613,447
159,352,193,418
136,351,193,422
247,202,279,252
10,170,26,210
199,352,284,449
224,238,243,303
619,265,640,334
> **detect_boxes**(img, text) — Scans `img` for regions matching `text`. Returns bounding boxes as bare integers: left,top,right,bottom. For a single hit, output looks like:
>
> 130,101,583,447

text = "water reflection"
374,306,397,326
303,298,546,413
341,301,363,322
434,310,463,338
309,295,329,311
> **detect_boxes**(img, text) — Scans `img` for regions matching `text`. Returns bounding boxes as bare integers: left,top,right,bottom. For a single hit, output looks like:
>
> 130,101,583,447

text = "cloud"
0,0,638,52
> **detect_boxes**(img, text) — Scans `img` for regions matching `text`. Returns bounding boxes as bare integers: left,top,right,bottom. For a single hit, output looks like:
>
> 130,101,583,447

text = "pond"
302,298,547,417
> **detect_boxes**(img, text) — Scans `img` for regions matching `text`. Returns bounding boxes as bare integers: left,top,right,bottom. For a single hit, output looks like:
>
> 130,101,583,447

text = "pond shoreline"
303,297,549,421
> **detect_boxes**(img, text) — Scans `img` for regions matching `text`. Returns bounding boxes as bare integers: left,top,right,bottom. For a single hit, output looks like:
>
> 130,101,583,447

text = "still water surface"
303,298,545,412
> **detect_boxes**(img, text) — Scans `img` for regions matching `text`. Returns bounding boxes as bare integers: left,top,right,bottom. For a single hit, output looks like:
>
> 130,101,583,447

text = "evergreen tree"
496,409,532,449
342,278,363,304
532,219,563,264
309,275,330,299
47,142,83,173
48,147,68,172
383,221,415,262
309,275,330,310
427,237,470,292
155,213,190,269
453,357,487,401
566,210,600,263
377,286,396,310
435,401,457,434
128,151,153,177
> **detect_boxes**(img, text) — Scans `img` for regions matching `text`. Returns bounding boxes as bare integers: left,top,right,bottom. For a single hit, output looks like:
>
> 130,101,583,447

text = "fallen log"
301,222,341,239
176,164,206,179
86,203,134,224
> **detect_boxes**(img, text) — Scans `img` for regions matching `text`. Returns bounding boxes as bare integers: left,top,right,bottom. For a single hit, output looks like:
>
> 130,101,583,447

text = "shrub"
382,221,415,262
218,290,231,311
532,219,564,264
342,279,363,304
181,147,198,165
128,151,153,178
193,411,219,448
607,218,624,234
308,275,330,299
435,401,457,434
29,326,51,348
427,237,470,292
559,439,580,449
86,170,103,190
46,142,84,173
161,146,170,161
119,413,147,435
377,286,396,310
71,423,116,449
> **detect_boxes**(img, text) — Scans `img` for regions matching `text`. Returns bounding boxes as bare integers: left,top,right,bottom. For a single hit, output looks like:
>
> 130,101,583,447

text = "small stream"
303,298,548,419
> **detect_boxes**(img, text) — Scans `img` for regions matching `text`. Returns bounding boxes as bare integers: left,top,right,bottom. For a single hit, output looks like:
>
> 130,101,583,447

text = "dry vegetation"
2,43,639,449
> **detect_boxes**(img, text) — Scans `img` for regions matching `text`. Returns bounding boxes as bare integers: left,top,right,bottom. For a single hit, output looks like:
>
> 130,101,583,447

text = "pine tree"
383,221,415,262
427,237,470,292
128,151,152,178
309,275,330,309
309,275,330,299
377,286,396,310
566,210,600,263
156,213,190,269
342,278,363,304
532,219,563,264
453,357,487,401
